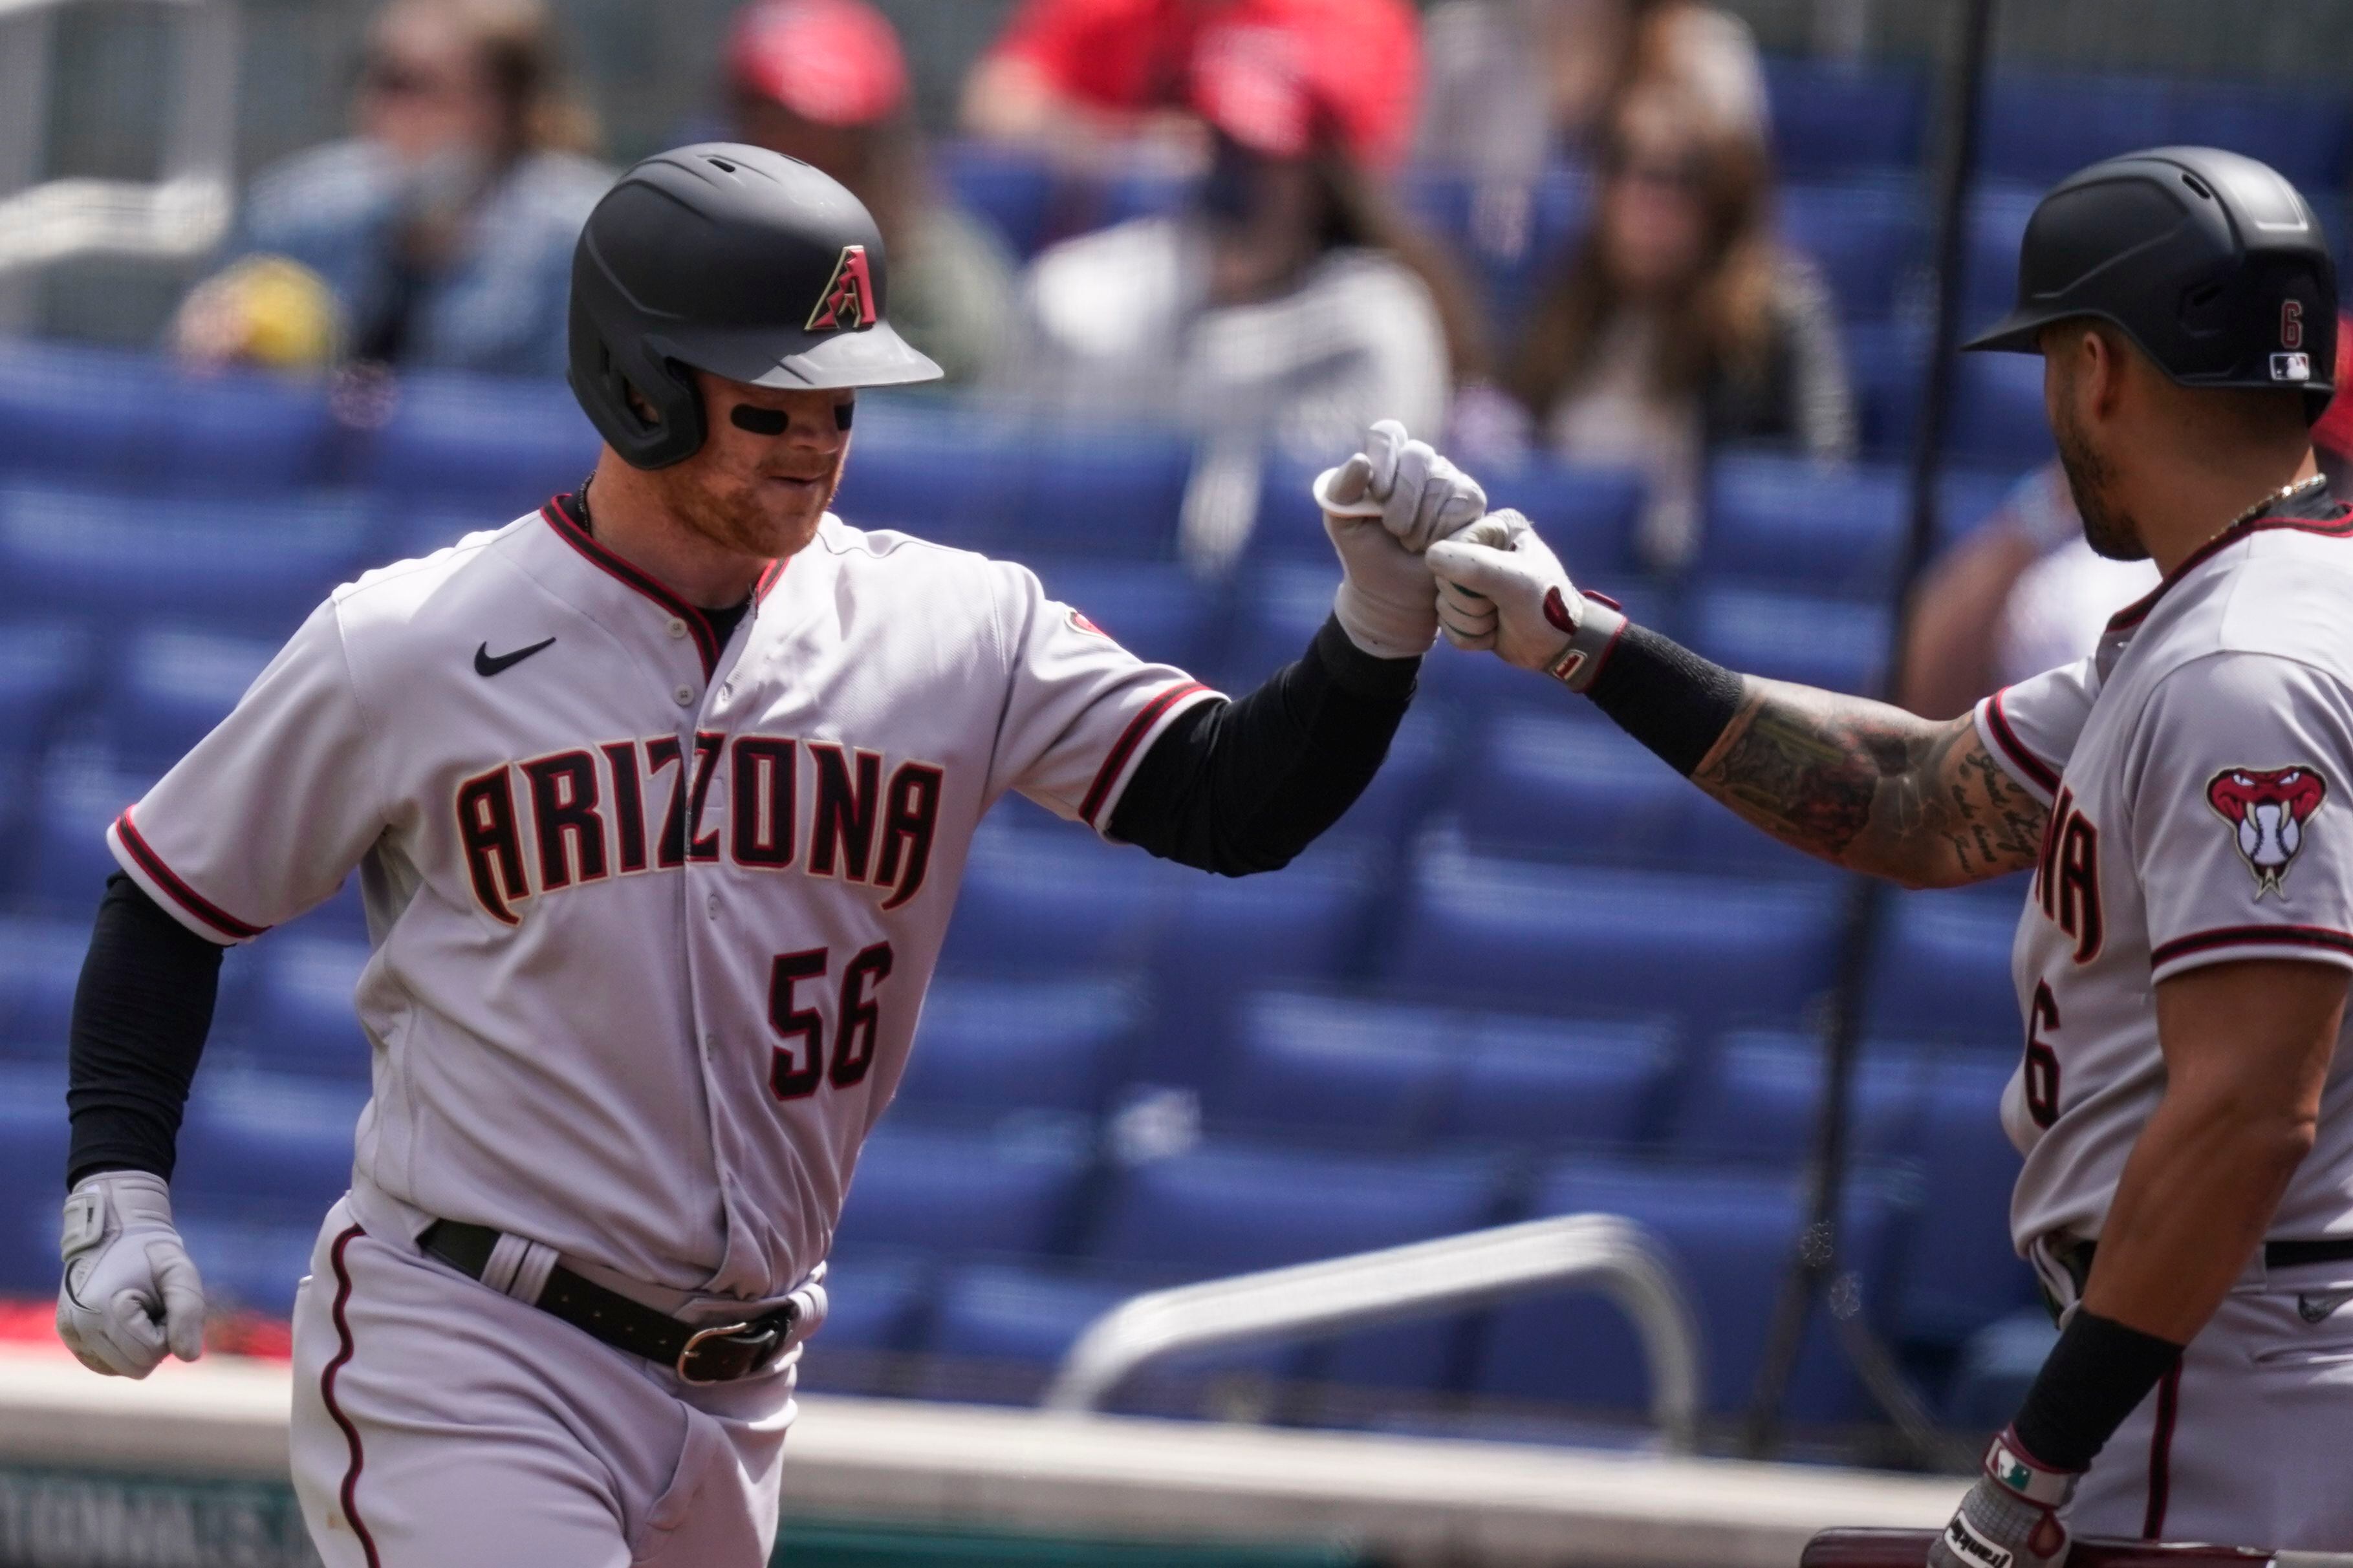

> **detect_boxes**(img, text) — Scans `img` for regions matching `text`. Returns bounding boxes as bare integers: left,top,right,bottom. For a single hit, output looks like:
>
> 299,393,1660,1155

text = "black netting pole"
1739,0,2000,1465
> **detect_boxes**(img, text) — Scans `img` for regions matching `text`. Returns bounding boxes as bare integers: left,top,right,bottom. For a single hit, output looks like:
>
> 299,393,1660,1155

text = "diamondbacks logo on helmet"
2207,764,2328,897
806,245,877,332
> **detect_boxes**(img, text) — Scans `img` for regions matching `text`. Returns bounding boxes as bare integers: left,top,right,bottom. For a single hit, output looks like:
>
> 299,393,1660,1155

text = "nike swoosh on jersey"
473,637,558,677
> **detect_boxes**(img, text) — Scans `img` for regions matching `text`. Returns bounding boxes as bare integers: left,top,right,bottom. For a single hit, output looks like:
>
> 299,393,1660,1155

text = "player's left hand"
1313,420,1488,660
1925,1430,2076,1568
55,1171,208,1379
1423,511,1627,689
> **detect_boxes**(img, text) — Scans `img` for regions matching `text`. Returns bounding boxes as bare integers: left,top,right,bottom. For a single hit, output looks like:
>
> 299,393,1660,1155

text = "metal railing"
1041,1214,1705,1452
0,0,239,323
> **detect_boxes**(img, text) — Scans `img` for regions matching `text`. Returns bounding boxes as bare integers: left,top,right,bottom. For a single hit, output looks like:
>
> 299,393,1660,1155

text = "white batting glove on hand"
1314,418,1489,552
56,1171,207,1378
1314,420,1490,660
1424,510,1627,690
1926,1431,2076,1568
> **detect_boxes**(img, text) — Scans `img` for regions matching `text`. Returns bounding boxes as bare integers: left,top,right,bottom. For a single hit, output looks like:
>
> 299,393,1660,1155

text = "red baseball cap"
1187,0,1418,169
729,0,909,128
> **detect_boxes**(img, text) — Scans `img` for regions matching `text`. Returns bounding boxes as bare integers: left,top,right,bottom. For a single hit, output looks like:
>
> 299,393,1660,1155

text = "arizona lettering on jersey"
105,497,1219,1298
454,735,944,923
1974,497,2353,1254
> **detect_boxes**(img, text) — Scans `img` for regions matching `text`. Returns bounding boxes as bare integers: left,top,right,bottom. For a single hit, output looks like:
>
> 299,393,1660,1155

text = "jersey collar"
539,491,785,680
2103,488,2353,638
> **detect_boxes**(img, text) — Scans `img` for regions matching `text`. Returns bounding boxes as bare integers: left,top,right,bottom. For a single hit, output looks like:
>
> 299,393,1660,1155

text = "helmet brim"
659,319,944,390
1961,305,2065,354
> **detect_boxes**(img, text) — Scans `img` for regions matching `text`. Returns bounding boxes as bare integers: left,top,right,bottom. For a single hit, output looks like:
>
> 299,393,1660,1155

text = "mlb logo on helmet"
806,244,877,332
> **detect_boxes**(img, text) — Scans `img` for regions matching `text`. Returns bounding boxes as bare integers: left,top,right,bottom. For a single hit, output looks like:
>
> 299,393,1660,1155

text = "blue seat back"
174,1073,364,1220
0,1066,67,1292
1866,888,2026,1049
238,936,374,1079
1688,587,1890,696
107,628,280,775
897,976,1142,1116
1435,1011,1680,1148
362,373,598,515
1703,456,1908,599
832,1120,1092,1260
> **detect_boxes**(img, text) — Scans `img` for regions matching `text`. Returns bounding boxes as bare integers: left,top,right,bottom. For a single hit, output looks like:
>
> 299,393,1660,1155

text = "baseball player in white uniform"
1420,146,2353,1559
50,144,1488,1566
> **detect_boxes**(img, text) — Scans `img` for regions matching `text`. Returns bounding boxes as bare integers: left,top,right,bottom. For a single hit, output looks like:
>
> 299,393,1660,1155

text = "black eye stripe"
834,400,854,431
730,404,789,435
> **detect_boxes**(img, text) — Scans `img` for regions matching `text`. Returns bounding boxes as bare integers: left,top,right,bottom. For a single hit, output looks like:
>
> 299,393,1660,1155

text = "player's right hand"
1313,418,1488,553
1925,1430,2076,1568
56,1171,207,1379
1423,511,1627,689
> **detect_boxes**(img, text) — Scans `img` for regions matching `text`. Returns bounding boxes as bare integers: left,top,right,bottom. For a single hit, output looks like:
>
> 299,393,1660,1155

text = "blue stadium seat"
1779,179,1925,323
0,619,93,755
383,506,530,564
1962,184,2043,332
830,407,1025,550
1764,58,1927,178
1447,711,1697,868
940,824,1174,975
1865,890,2023,1049
1896,1052,2033,1347
0,1064,69,1292
175,1212,322,1318
1688,587,1889,696
935,142,1058,259
1947,352,2055,469
1702,456,1907,599
0,487,369,639
830,1119,1092,1260
1323,705,1451,848
1473,1159,1913,1421
895,975,1142,1116
1218,562,1336,684
918,1263,1134,1404
0,918,92,1060
1671,1031,1930,1165
799,1251,933,1393
1843,320,1928,458
1945,1308,2059,1433
1213,992,1454,1142
1004,430,1193,560
362,372,598,515
1437,1011,1680,1148
1021,559,1214,671
238,935,373,1080
1978,73,2351,195
0,340,335,493
1393,844,1841,1026
105,627,279,774
1091,1143,1504,1281
24,765,153,915
175,1072,363,1222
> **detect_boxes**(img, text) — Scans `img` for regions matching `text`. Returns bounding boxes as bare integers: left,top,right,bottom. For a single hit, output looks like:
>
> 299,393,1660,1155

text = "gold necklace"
2204,472,2330,548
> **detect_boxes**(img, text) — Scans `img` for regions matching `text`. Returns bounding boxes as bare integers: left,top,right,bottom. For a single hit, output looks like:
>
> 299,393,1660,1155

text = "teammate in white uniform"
50,145,1488,1567
1420,147,2353,1559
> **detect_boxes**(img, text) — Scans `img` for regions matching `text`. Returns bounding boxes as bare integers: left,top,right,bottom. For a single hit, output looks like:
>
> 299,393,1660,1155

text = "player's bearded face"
667,378,851,561
2047,346,2146,562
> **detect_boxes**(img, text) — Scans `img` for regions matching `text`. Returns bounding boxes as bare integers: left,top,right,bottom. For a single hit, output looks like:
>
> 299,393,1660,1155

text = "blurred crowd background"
8,0,2353,1470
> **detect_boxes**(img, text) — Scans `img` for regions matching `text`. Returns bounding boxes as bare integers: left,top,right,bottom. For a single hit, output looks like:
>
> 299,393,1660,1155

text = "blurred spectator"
1900,462,2159,721
1418,0,1766,195
1466,80,1851,569
173,0,609,378
995,12,1470,564
961,0,1420,177
728,0,1017,385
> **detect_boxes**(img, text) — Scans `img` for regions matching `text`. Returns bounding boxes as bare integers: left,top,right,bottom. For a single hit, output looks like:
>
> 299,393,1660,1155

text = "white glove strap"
1550,596,1629,692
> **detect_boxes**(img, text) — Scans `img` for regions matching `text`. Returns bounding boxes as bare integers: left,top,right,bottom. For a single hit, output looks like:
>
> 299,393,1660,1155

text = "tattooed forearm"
1692,679,2048,888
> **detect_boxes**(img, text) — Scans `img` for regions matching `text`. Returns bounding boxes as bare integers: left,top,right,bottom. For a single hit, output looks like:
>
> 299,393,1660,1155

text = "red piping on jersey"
1081,682,1211,828
541,495,775,681
113,808,268,940
1984,688,2061,794
2142,1362,2182,1540
2151,923,2353,968
322,1225,384,1568
2105,502,2353,635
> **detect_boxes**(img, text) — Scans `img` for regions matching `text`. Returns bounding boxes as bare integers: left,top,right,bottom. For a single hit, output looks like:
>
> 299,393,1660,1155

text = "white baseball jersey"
108,494,1218,1299
1974,496,2353,1258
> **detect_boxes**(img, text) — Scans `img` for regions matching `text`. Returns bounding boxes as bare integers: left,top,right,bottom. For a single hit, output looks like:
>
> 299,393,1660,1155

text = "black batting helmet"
1966,145,2337,415
569,143,941,469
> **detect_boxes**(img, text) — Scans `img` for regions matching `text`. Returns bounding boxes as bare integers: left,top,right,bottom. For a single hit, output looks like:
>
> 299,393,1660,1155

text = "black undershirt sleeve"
1109,616,1418,875
65,874,225,1188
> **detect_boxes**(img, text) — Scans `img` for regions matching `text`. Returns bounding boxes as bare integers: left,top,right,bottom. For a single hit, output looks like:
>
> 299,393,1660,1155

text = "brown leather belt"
418,1219,796,1384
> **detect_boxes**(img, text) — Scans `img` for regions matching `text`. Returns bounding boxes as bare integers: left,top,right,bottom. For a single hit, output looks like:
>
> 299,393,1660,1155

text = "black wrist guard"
1583,623,1748,778
2010,1309,2184,1474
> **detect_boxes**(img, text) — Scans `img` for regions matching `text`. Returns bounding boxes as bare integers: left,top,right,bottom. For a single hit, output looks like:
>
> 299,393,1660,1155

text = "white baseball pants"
286,1195,797,1567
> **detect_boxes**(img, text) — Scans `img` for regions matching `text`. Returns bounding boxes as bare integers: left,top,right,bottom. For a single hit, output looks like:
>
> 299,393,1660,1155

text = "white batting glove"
1314,421,1489,660
1314,418,1489,552
1424,510,1627,690
1927,1431,2076,1568
56,1171,207,1378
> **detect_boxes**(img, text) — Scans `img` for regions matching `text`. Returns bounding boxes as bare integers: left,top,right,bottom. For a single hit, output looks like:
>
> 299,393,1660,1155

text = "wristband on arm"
2009,1308,2185,1473
1578,618,1750,779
